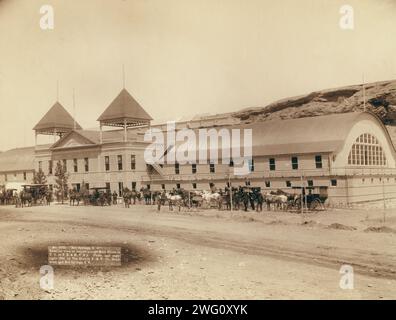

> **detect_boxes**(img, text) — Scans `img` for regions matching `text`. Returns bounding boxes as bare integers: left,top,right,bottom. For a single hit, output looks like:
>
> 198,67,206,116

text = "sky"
0,0,395,150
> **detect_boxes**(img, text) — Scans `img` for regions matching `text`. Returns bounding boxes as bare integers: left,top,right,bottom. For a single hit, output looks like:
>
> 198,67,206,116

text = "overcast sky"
0,0,395,150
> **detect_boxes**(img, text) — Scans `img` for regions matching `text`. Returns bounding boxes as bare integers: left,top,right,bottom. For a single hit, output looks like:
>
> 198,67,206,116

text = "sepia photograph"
0,0,395,307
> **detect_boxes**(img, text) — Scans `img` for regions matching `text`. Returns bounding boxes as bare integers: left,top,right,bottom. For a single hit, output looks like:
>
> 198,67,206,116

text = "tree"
33,168,47,185
54,160,69,204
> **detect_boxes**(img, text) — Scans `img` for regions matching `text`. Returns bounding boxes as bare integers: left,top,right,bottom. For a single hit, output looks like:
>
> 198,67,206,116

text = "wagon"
87,187,110,206
22,184,49,205
291,186,328,211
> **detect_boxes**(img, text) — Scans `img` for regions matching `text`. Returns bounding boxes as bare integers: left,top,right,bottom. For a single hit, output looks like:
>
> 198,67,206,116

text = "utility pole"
300,173,304,215
382,169,386,223
73,88,76,130
363,73,366,112
229,171,233,212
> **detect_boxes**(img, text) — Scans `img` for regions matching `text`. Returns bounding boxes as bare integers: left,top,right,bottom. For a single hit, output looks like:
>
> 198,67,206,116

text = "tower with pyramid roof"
33,101,82,144
97,89,153,143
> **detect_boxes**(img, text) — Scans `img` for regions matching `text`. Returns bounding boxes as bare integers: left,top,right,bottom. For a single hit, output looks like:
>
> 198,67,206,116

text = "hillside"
232,79,396,144
232,80,396,123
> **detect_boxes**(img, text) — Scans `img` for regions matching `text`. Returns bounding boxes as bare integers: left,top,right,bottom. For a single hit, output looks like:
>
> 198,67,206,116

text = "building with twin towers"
1,87,396,205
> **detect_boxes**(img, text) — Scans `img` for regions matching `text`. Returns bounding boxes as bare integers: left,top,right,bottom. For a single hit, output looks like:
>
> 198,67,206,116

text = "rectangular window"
39,161,42,170
73,159,78,173
308,180,314,187
131,155,136,170
118,182,123,197
4,174,7,182
315,155,322,169
106,182,110,191
286,181,292,188
23,172,27,181
210,162,215,173
269,158,276,171
331,179,337,187
132,182,137,190
229,159,234,167
147,184,151,190
176,183,181,189
63,159,67,172
192,183,197,189
175,163,180,175
84,158,89,172
161,184,165,190
249,159,255,172
85,183,90,190
192,164,197,174
265,181,271,188
118,155,123,171
291,157,298,170
105,156,110,171
48,160,53,175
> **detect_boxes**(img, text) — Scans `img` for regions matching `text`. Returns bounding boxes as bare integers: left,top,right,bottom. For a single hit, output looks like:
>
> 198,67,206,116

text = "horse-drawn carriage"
290,186,327,211
85,187,112,206
17,184,51,207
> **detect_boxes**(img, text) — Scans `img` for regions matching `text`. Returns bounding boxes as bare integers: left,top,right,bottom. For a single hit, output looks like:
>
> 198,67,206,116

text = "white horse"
165,193,183,211
263,192,288,211
201,190,222,208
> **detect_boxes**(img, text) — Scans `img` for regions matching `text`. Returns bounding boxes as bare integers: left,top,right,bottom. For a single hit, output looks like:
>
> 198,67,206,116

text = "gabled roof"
33,102,82,131
97,89,153,122
0,147,35,172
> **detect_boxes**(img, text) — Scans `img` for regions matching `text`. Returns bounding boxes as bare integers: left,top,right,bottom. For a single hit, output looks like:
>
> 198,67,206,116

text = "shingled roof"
33,102,82,132
97,89,153,123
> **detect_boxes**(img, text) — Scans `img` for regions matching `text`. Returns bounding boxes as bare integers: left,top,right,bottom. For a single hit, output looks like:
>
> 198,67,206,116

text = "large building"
1,88,396,205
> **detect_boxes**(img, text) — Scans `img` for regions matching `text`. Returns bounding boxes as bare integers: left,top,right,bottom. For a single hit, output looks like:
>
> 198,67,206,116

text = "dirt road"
0,204,395,299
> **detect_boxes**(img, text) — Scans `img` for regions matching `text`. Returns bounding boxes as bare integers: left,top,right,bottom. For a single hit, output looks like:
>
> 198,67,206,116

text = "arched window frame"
347,133,386,166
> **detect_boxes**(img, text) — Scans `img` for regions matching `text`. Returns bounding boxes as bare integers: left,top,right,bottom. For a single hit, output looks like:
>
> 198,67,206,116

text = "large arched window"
348,133,386,166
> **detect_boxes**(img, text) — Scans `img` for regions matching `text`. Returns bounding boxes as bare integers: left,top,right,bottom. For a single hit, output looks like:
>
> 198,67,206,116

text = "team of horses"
0,188,52,207
2,185,306,212
121,187,301,212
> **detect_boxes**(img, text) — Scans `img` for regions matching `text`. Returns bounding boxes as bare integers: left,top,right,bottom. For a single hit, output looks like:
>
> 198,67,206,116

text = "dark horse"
69,189,82,206
141,188,152,205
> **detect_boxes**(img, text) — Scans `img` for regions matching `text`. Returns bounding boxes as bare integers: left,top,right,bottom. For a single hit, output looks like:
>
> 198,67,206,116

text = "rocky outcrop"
233,80,396,124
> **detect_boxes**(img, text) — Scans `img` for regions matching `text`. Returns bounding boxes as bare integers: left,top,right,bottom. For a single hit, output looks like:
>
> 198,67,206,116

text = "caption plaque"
48,246,122,267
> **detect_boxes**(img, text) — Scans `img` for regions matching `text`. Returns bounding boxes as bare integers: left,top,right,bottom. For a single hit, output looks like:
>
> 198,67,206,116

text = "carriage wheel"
310,199,325,211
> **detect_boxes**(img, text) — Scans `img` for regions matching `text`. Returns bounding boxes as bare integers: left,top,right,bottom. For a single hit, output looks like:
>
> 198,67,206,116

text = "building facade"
1,88,396,205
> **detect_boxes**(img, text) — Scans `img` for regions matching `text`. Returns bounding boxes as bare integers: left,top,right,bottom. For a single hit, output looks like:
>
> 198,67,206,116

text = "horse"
19,190,33,208
141,188,152,205
45,190,53,206
82,190,90,206
130,190,141,205
190,191,203,209
112,192,118,205
201,190,222,209
263,191,288,211
156,191,167,211
122,188,132,208
69,189,81,206
165,192,183,211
